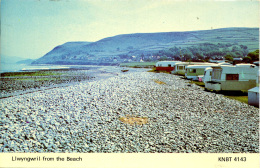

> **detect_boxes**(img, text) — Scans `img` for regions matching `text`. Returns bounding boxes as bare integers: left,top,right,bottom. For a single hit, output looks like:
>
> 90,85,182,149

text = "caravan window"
212,69,222,80
226,74,239,80
189,69,196,73
179,66,184,70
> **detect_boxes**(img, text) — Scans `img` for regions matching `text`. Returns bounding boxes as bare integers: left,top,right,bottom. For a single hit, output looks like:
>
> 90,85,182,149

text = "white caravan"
155,61,181,73
248,69,259,107
155,61,181,67
204,64,258,91
172,62,213,75
185,64,217,80
202,62,232,83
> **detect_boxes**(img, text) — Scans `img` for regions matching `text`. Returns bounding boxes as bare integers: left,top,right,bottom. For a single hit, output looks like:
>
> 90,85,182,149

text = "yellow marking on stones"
153,79,166,85
119,116,148,125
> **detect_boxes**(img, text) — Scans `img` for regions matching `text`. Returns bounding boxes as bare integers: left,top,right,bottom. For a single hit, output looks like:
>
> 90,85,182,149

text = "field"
119,62,156,68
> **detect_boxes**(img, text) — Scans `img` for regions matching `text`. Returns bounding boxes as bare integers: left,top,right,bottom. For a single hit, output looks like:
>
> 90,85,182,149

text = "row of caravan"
155,61,215,75
203,64,258,91
156,61,259,106
156,61,258,91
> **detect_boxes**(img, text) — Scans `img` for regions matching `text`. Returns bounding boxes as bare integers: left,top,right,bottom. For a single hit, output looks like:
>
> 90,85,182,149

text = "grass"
119,62,156,68
14,77,58,81
1,71,64,77
189,80,205,87
119,116,148,125
147,67,171,74
147,67,157,72
224,95,248,104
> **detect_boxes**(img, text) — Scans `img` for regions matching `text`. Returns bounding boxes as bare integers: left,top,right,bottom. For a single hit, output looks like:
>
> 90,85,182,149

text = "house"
233,58,243,61
204,64,258,91
155,61,181,73
209,59,226,63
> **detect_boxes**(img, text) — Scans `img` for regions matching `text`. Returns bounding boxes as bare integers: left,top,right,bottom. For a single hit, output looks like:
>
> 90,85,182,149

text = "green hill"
32,27,259,65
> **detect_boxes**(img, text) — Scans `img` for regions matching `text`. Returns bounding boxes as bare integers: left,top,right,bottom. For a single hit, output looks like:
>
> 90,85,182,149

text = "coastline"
0,66,120,99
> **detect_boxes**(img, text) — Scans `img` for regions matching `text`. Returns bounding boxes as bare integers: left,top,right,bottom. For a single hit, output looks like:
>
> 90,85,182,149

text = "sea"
0,63,130,76
0,63,90,73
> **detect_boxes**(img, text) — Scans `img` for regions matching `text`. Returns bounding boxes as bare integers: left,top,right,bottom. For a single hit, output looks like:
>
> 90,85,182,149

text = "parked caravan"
205,64,258,91
248,87,259,107
155,61,181,72
172,62,213,75
202,63,232,83
185,64,216,80
202,67,213,83
248,70,259,107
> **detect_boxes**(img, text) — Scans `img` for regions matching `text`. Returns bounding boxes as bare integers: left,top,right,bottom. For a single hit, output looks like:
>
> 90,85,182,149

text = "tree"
243,56,252,63
173,56,181,60
183,54,192,61
247,50,259,61
232,46,240,52
225,55,233,61
240,45,247,50
158,56,168,61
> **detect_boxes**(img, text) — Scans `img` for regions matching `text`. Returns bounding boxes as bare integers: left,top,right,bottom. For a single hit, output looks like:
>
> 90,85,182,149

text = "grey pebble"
0,67,259,153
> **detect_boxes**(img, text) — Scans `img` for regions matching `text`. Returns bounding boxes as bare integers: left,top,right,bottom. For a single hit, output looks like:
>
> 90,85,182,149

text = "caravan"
155,61,181,73
202,62,232,83
185,64,216,80
172,62,213,75
248,69,259,107
204,64,258,91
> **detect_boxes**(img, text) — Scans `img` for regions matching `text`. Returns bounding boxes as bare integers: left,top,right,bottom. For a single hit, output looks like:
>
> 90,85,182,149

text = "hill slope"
32,27,259,65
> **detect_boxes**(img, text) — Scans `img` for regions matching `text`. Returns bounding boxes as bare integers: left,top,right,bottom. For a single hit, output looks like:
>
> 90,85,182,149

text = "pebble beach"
0,67,259,153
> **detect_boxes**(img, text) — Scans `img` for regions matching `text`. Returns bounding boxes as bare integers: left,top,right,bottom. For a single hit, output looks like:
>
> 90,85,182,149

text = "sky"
1,0,259,59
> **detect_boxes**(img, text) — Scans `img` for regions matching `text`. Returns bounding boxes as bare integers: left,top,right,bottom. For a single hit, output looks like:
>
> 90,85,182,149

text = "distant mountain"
32,27,259,65
16,59,36,64
1,55,26,64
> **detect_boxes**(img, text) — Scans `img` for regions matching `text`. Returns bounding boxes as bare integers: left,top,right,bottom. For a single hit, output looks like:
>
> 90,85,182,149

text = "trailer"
185,64,217,80
248,69,259,107
155,61,181,72
204,64,258,91
172,62,213,76
202,63,232,83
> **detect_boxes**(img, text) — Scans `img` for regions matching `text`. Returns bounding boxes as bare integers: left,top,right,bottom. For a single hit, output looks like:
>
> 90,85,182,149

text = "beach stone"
0,66,259,153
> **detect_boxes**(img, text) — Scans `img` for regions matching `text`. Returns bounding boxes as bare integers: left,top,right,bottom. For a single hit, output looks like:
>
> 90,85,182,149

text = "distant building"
253,61,259,66
233,58,243,61
209,59,226,63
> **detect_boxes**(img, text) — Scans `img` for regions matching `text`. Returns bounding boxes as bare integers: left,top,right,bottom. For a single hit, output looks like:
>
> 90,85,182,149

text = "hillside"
32,27,259,65
1,55,27,64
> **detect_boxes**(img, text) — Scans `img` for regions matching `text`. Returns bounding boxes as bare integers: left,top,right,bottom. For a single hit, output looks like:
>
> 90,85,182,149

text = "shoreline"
0,66,121,99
